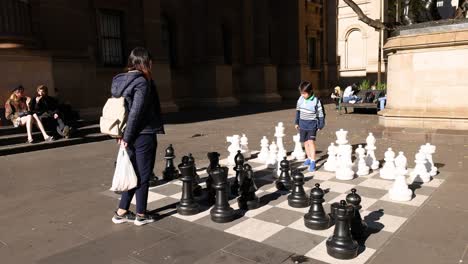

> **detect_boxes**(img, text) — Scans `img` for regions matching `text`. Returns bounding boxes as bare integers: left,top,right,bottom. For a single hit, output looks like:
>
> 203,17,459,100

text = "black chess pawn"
162,144,179,181
326,200,359,260
188,153,202,196
275,157,292,191
210,166,236,223
231,151,245,196
346,188,367,240
288,171,309,208
206,152,220,204
177,156,200,215
238,163,259,210
304,183,331,230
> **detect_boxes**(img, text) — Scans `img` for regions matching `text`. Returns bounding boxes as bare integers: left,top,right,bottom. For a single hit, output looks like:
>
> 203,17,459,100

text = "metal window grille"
98,10,124,66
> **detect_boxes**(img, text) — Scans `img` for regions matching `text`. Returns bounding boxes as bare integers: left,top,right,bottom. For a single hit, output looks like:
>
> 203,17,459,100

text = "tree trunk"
342,0,386,30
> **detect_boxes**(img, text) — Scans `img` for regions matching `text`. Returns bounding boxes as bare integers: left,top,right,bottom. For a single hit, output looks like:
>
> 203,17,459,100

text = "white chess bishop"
266,141,278,168
227,135,241,165
355,145,370,176
380,148,397,180
410,151,431,183
258,136,270,162
388,151,413,201
240,134,250,157
275,122,286,154
291,134,306,160
421,143,438,177
324,143,338,172
365,132,379,170
336,144,354,180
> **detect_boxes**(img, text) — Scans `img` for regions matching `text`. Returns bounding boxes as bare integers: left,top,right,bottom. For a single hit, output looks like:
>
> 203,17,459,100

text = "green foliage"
359,79,370,90
376,82,387,90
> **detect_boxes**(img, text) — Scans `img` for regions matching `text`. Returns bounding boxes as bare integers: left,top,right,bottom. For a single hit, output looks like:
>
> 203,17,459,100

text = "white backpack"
100,97,127,138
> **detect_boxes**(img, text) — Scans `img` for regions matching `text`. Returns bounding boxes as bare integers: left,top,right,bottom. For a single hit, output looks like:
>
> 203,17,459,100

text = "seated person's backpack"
100,97,127,138
364,91,376,103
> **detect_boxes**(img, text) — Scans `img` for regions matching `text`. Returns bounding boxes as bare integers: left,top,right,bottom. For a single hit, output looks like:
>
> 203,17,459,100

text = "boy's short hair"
298,81,313,94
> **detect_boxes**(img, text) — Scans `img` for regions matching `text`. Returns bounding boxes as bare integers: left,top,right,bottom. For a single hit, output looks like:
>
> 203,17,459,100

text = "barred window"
98,10,124,66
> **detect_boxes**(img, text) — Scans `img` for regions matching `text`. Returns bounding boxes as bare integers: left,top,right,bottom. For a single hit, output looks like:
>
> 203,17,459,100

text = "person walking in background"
111,47,165,226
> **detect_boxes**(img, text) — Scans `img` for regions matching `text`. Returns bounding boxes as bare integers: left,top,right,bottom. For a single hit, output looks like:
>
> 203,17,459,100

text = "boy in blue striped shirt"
294,81,325,172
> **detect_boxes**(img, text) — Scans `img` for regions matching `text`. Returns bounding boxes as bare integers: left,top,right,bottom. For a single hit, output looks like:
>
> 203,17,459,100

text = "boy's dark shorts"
299,129,317,142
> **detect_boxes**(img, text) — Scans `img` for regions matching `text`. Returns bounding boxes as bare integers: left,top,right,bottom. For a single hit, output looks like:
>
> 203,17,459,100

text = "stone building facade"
0,0,337,118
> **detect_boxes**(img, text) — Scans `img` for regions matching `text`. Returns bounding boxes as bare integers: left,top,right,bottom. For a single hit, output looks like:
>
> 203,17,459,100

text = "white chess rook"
389,152,412,201
410,151,431,183
380,148,397,180
258,136,270,162
324,143,338,172
291,134,306,160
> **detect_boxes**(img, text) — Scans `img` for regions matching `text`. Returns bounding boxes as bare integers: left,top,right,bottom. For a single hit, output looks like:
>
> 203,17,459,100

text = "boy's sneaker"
308,161,316,172
134,214,156,226
303,159,311,166
112,210,136,224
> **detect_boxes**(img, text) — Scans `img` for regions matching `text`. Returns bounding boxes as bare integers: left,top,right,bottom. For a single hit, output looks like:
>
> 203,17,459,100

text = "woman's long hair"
9,86,24,102
127,47,152,80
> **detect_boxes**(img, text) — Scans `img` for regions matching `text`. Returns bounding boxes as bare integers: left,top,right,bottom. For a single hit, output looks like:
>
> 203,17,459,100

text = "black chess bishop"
237,163,259,210
276,157,292,191
346,188,367,240
162,144,179,181
231,151,245,196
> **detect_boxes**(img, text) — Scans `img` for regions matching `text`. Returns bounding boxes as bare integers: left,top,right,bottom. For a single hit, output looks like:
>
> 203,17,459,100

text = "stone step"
0,124,100,146
0,132,111,156
0,120,96,136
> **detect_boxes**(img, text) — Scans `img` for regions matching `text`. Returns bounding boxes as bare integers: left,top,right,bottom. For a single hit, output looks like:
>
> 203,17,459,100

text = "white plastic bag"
110,147,138,192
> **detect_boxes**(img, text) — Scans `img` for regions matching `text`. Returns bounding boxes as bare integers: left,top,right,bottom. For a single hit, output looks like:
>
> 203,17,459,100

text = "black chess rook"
210,166,236,223
346,188,367,240
287,171,309,208
177,156,200,216
276,157,292,191
326,200,359,260
238,163,259,210
304,183,331,230
162,144,179,181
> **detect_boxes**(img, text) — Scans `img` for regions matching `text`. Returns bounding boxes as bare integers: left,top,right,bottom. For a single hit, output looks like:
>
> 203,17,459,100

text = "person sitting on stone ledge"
4,85,54,143
342,83,361,104
29,85,72,139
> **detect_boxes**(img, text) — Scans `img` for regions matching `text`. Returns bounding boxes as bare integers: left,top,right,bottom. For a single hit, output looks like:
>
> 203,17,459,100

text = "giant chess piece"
335,129,349,145
266,141,278,168
304,183,331,230
210,166,236,223
346,189,367,241
188,153,202,196
389,152,413,202
258,136,269,162
365,132,380,170
206,152,221,204
276,146,287,177
291,133,306,160
177,156,200,215
162,144,179,181
326,200,359,260
227,135,241,166
240,134,250,157
336,144,354,180
380,148,397,180
238,164,260,210
355,145,370,176
231,151,245,197
275,122,286,154
410,151,431,183
324,143,338,172
276,157,292,191
422,143,437,176
288,171,309,208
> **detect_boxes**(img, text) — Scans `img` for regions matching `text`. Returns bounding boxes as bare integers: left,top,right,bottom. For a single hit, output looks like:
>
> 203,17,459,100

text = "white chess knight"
266,141,278,168
380,148,397,180
365,133,380,170
389,151,413,201
258,136,270,162
226,135,241,165
240,134,250,157
421,143,438,176
355,145,370,176
324,143,338,172
336,144,354,180
410,151,431,183
291,133,306,160
275,122,286,154
335,129,349,145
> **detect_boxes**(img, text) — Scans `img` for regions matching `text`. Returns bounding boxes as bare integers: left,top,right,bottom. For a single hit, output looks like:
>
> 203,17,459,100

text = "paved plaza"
0,104,467,264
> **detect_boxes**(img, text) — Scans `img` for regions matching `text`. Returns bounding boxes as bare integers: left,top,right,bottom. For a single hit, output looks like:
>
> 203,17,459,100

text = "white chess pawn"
336,144,354,180
240,134,250,157
422,143,437,176
324,143,338,172
389,151,413,201
275,122,286,154
266,141,278,168
335,129,349,145
227,135,240,165
380,148,397,180
355,145,370,176
410,151,431,183
258,136,269,162
291,134,306,160
365,132,380,170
